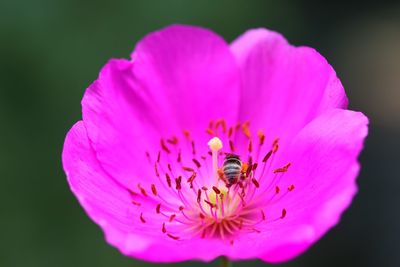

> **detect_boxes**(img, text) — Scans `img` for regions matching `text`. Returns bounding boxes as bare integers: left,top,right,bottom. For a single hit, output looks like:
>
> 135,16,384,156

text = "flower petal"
231,29,348,148
82,25,241,189
253,109,368,262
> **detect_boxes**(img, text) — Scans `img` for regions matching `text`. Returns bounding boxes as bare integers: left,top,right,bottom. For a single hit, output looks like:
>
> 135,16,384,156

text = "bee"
220,154,246,185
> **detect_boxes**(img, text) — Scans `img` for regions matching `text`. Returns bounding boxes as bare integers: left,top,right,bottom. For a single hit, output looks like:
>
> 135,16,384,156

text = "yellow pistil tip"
208,137,223,151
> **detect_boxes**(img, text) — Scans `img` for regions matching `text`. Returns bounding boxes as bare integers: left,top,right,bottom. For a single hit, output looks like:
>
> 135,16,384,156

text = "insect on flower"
62,24,368,263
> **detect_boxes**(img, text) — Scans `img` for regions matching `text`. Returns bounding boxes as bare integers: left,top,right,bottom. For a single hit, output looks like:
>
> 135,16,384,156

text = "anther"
242,122,251,139
252,163,258,171
167,136,178,145
281,209,287,219
175,176,182,190
229,140,235,152
273,163,291,173
206,128,214,135
156,203,161,214
248,140,253,153
228,127,233,138
212,186,221,195
179,206,184,211
187,172,197,184
151,184,157,196
157,151,161,163
261,209,266,220
140,213,146,223
131,200,141,206
251,178,260,188
288,184,295,191
199,213,205,219
177,151,181,163
162,222,167,233
165,173,172,187
169,214,176,222
192,158,201,168
137,184,148,197
201,186,208,191
154,163,160,177
191,140,196,155
262,151,272,163
160,139,171,154
275,186,280,194
127,189,138,196
216,119,227,133
257,130,265,146
183,129,190,139
182,166,194,172
197,189,202,203
167,234,179,240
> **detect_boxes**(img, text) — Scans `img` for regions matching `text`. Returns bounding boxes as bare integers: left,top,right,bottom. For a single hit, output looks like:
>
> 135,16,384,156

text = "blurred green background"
1,0,399,266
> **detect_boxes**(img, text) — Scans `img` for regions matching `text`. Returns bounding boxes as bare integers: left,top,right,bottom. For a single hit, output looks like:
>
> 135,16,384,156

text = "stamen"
257,130,265,146
261,209,266,220
251,178,260,188
156,203,161,214
167,136,179,145
275,186,280,194
191,140,196,155
206,128,214,135
169,214,176,222
197,189,202,203
192,158,201,168
137,184,148,197
242,122,251,139
140,213,146,223
229,140,235,152
182,166,194,172
165,173,172,187
154,163,160,177
281,209,287,219
262,150,272,163
228,127,233,138
183,129,190,139
248,140,253,153
160,139,171,154
131,200,141,206
187,172,197,188
212,186,221,195
151,184,158,196
175,176,182,190
273,163,291,173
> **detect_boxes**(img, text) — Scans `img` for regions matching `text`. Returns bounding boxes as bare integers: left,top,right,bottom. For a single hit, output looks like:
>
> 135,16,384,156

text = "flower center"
128,119,295,244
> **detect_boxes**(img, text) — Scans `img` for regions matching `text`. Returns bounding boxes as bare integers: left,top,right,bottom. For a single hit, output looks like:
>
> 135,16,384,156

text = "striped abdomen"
223,154,242,184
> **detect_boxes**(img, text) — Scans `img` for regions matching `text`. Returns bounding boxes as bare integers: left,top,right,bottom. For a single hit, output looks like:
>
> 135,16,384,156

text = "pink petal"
82,25,240,189
231,28,348,149
254,109,368,262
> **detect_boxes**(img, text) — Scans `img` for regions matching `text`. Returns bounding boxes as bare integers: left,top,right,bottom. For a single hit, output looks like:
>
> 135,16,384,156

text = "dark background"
1,1,399,266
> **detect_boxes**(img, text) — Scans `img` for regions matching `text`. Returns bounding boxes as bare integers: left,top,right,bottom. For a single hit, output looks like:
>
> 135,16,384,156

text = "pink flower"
62,25,368,263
